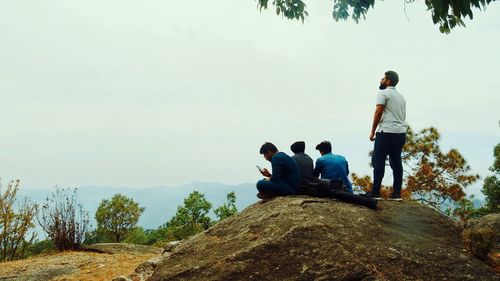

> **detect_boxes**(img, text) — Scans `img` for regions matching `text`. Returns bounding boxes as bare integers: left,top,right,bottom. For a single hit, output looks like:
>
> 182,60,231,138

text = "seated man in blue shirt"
257,142,301,199
313,141,353,193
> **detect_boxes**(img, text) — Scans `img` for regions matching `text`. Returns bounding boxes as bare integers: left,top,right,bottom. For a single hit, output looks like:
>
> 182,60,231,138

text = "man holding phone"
256,142,301,199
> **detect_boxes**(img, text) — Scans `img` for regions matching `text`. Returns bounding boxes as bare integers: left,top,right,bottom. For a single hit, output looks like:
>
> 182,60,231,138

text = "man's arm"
270,155,283,182
313,159,321,178
369,104,385,141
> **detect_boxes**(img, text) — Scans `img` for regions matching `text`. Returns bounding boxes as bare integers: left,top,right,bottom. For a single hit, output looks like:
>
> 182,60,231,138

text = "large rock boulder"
149,196,499,281
463,213,500,273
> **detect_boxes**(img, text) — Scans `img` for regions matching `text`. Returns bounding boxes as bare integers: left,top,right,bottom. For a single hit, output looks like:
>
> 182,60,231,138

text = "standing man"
366,70,407,200
257,142,301,199
313,141,353,193
290,141,314,186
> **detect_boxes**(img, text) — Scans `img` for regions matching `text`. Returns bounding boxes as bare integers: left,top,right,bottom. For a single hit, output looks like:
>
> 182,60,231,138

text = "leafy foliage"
122,226,169,245
38,187,90,251
256,0,496,33
214,192,238,221
95,194,145,242
257,0,308,22
0,180,38,261
476,143,500,215
164,191,213,241
353,126,479,219
23,239,55,257
450,197,479,227
402,127,479,208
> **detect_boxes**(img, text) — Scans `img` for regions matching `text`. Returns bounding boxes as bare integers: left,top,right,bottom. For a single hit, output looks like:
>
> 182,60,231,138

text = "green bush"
24,239,55,257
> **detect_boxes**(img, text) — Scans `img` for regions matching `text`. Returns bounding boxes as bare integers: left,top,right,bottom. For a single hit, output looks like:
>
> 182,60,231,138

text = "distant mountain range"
18,182,259,232
17,182,486,239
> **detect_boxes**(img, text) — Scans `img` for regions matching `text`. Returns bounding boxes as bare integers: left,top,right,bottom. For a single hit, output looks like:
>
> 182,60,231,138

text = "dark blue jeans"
372,132,406,195
256,180,297,196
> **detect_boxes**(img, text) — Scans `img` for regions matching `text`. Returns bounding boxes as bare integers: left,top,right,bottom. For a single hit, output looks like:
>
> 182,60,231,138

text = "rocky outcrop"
464,213,500,273
83,243,162,255
149,196,499,281
112,241,180,281
0,244,162,281
0,267,76,281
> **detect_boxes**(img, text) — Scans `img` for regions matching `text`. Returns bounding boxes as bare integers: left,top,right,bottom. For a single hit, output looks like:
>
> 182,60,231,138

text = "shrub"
0,180,38,261
38,187,90,251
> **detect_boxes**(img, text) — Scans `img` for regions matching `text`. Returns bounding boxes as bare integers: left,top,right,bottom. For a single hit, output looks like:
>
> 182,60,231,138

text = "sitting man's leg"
256,180,297,197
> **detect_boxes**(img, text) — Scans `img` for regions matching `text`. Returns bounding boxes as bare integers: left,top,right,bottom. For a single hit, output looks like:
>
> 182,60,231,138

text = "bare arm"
370,105,385,141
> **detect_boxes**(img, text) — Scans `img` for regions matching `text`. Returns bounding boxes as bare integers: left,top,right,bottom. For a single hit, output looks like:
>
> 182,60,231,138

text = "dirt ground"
0,250,158,281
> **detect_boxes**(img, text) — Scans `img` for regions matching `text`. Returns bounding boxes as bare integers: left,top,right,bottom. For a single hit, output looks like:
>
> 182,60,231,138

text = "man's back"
292,153,314,182
314,153,353,192
271,152,301,191
377,86,406,133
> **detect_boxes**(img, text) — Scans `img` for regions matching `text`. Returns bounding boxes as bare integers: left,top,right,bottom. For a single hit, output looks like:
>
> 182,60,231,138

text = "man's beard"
379,84,387,90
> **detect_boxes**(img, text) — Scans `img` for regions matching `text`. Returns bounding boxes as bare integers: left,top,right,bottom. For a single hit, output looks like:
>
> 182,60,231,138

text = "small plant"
0,179,38,261
463,226,495,261
38,187,90,251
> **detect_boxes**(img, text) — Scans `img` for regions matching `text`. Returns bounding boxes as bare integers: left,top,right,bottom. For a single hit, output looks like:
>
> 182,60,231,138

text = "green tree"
477,143,500,215
353,126,479,218
214,192,238,221
256,0,496,33
122,227,169,245
95,194,145,242
0,180,38,261
165,191,212,241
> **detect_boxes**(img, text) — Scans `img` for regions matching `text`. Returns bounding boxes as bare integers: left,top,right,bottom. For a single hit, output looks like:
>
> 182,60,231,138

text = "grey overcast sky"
1,1,499,197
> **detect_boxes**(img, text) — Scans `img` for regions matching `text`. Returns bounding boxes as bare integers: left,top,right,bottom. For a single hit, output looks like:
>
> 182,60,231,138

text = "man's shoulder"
317,154,333,162
294,153,313,160
333,154,347,162
383,87,403,96
275,152,292,160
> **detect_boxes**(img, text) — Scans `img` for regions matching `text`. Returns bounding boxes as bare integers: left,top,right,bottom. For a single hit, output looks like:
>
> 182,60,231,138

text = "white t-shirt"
376,86,407,133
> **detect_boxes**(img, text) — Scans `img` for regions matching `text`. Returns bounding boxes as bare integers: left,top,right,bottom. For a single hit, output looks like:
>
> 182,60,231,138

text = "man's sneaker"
388,193,403,201
257,192,275,200
362,192,382,200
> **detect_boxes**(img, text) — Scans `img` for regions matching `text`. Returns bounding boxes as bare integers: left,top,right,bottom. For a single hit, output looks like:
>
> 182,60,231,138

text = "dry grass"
0,250,158,281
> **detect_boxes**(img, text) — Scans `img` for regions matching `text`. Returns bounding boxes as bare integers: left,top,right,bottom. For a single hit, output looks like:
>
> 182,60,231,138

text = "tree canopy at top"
256,0,496,33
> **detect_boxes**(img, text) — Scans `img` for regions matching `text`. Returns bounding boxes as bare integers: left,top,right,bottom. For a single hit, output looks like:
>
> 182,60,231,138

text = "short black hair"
385,70,399,86
315,141,332,153
260,142,278,154
290,141,305,154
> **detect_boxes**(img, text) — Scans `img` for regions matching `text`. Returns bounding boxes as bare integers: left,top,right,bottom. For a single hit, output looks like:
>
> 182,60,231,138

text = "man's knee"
256,180,268,192
372,155,386,170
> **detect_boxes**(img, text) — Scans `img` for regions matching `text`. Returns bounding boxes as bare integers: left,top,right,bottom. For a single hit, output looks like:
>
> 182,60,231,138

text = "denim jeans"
256,180,298,196
372,132,406,195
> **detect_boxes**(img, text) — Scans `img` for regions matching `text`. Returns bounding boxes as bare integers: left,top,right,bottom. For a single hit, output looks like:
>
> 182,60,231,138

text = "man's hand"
260,168,271,177
370,105,384,141
369,131,376,141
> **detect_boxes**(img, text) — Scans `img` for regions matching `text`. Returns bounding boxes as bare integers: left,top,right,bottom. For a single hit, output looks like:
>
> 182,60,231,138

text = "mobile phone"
256,165,263,172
